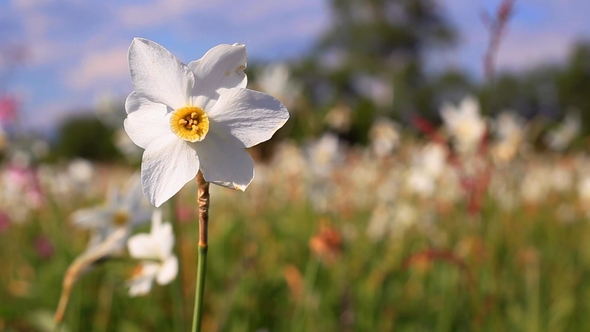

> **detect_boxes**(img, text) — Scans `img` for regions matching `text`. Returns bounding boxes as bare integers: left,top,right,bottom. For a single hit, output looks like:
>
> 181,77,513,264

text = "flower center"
112,209,130,226
170,106,209,142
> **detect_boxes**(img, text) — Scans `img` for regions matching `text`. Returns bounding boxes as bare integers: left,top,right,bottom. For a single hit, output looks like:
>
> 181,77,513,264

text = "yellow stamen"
170,106,209,142
112,209,130,226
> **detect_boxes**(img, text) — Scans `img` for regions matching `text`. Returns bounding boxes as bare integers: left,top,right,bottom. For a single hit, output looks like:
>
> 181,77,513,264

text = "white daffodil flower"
491,111,525,163
440,96,486,155
124,38,289,207
70,176,152,254
369,117,401,158
256,62,302,110
546,109,581,151
127,209,178,297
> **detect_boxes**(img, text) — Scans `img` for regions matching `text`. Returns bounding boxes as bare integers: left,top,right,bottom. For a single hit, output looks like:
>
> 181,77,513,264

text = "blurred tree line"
51,116,122,162
285,0,590,144
52,0,590,160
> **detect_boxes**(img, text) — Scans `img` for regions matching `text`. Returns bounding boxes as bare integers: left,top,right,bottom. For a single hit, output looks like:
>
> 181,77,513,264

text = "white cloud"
497,32,574,71
117,0,220,29
64,46,129,91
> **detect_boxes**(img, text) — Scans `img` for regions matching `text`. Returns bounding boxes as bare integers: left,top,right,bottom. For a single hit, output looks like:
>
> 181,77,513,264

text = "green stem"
192,172,210,332
192,245,208,332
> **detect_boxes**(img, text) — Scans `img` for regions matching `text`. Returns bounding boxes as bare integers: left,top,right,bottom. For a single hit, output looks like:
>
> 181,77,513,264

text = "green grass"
2,167,590,331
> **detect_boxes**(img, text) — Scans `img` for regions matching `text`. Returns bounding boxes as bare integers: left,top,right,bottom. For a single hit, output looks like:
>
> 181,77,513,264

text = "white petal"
196,132,254,190
460,96,480,117
156,255,178,285
127,233,159,260
141,134,200,207
207,88,289,148
125,178,153,227
70,207,113,229
128,263,159,297
124,92,172,149
150,209,163,229
128,38,194,110
128,277,153,297
188,44,247,100
154,222,175,259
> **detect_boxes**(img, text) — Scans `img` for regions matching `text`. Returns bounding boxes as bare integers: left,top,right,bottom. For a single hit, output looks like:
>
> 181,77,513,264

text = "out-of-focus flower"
309,223,342,264
324,103,351,133
577,173,590,205
521,165,550,206
352,74,393,108
368,200,421,241
546,109,580,151
368,117,400,158
0,95,18,124
283,265,303,301
491,111,525,163
34,236,54,260
549,162,574,194
402,143,449,199
440,96,486,155
67,158,94,186
114,129,142,162
420,143,448,178
367,203,394,241
0,165,43,223
55,177,153,323
124,38,289,207
306,133,344,178
256,62,302,110
127,209,178,296
70,176,152,254
405,168,436,198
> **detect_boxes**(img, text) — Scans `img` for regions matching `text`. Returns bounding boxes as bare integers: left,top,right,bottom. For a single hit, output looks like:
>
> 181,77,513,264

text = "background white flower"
546,108,581,151
70,175,152,254
440,96,486,155
124,38,289,207
126,209,178,297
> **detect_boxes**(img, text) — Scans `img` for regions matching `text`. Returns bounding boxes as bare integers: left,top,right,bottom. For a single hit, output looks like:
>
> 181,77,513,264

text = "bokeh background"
2,0,590,331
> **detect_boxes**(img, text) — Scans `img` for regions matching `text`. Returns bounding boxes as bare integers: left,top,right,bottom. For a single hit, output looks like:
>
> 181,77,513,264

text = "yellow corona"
170,106,210,142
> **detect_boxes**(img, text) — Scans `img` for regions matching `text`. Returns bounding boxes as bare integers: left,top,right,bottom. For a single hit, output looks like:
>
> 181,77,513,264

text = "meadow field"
2,118,590,331
2,1,590,331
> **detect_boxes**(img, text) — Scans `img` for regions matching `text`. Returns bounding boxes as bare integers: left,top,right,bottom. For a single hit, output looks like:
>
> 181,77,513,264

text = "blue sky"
1,0,589,132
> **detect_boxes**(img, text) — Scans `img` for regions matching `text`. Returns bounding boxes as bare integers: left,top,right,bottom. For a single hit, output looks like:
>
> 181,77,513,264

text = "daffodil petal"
128,38,194,110
124,92,172,149
128,263,159,297
70,207,114,229
207,88,289,148
128,277,153,297
196,132,254,190
141,135,199,207
188,44,247,99
156,255,178,285
154,222,175,259
127,233,160,260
